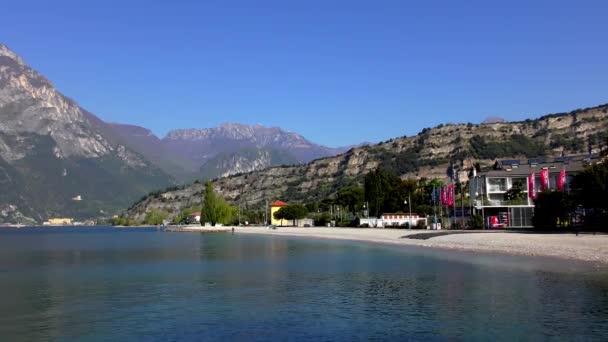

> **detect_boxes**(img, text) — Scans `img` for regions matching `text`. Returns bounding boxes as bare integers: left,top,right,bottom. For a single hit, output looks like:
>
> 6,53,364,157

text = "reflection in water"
0,227,607,340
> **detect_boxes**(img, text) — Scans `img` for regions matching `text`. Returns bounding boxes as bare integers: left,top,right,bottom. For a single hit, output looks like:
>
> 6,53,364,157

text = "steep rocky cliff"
127,104,608,221
0,44,172,223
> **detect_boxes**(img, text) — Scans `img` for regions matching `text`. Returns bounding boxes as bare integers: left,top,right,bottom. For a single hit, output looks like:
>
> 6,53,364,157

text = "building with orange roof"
270,200,288,226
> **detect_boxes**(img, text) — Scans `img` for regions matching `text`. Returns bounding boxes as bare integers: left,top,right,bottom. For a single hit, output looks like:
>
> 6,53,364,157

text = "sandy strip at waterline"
234,227,608,264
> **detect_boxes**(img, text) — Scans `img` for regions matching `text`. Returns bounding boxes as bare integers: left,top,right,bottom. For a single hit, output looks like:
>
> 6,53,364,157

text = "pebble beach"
235,227,608,264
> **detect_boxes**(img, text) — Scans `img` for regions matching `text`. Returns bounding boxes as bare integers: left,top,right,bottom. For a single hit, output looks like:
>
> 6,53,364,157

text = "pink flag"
528,173,537,199
557,169,566,192
540,169,550,191
440,186,446,205
446,184,453,206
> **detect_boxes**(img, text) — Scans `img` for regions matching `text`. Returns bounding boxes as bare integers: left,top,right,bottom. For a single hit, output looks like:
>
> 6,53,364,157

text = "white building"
360,214,427,228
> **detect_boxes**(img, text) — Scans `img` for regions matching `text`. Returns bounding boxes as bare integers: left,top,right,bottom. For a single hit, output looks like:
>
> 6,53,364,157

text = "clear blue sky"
2,0,607,147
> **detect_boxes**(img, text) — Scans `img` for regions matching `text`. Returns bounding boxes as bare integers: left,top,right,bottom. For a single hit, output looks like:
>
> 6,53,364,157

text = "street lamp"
404,194,412,229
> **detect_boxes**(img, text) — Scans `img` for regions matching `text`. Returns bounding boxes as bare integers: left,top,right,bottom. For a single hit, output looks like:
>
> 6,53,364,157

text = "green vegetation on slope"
0,132,172,222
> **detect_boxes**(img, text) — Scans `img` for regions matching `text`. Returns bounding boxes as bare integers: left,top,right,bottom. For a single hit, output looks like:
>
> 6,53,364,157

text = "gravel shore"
235,227,608,264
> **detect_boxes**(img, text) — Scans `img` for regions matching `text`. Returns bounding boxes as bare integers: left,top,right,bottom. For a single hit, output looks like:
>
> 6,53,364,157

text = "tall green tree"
364,168,400,217
336,186,365,215
532,191,573,229
144,209,169,225
365,168,430,216
201,181,235,226
570,159,608,228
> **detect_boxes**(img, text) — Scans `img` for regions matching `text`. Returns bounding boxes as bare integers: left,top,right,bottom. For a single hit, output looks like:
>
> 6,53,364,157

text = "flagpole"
432,186,437,230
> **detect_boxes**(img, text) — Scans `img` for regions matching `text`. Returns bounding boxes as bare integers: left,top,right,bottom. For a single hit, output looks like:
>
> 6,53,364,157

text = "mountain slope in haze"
108,122,195,180
0,44,173,223
162,123,351,169
110,121,353,182
127,104,608,221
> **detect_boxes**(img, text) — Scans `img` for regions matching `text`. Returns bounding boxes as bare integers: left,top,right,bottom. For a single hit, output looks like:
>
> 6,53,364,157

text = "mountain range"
110,122,353,180
0,44,352,223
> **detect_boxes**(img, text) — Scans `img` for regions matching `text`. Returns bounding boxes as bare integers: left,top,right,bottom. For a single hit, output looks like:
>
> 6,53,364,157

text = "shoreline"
234,227,608,265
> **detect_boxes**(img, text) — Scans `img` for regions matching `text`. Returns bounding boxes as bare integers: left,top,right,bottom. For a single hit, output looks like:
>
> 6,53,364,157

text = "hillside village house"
188,212,201,224
469,154,599,228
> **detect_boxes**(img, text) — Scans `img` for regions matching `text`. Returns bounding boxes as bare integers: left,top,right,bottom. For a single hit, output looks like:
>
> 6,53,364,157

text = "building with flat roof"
43,218,73,226
469,154,599,228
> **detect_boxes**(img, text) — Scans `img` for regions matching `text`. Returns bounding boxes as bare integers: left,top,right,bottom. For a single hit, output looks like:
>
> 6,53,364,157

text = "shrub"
471,214,483,229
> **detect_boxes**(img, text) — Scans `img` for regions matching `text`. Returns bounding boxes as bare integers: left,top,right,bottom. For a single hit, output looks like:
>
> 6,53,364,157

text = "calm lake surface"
0,227,607,341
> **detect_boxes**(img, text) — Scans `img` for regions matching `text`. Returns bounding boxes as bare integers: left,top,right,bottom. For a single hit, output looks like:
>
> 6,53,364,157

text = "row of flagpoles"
431,184,456,206
431,184,456,227
527,168,567,199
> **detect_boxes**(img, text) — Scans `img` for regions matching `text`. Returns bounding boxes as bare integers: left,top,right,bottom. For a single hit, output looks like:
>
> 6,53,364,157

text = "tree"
201,181,234,226
144,209,169,225
274,204,308,226
504,180,525,203
365,168,444,217
532,191,572,230
364,168,402,216
335,186,364,215
570,160,608,228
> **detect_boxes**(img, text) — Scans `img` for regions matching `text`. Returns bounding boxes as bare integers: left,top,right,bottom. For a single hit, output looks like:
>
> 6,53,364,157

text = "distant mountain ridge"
110,121,353,180
163,122,352,169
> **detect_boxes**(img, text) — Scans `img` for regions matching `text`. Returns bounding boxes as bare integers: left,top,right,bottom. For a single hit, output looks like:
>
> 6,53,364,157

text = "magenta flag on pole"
528,173,537,199
557,169,566,191
540,169,550,192
446,184,454,206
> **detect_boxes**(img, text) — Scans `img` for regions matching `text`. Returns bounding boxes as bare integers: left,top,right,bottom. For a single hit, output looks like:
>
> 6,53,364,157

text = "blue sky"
2,0,607,147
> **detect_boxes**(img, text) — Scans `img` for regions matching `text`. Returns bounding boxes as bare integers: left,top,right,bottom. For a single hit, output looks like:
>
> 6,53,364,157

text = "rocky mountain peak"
482,116,506,124
0,44,26,65
0,44,110,158
0,45,173,223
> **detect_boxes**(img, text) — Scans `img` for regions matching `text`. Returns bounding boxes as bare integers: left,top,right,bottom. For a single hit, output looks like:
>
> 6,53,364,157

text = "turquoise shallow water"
0,227,607,341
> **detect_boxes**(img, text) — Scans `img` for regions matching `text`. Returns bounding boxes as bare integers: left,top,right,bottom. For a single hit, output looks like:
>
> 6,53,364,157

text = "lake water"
0,227,607,341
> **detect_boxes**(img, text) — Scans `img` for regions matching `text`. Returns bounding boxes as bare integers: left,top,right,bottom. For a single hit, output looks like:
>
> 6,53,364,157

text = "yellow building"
270,200,288,226
45,218,73,225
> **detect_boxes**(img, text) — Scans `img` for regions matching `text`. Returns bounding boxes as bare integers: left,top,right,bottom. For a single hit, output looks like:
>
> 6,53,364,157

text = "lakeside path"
235,227,608,264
